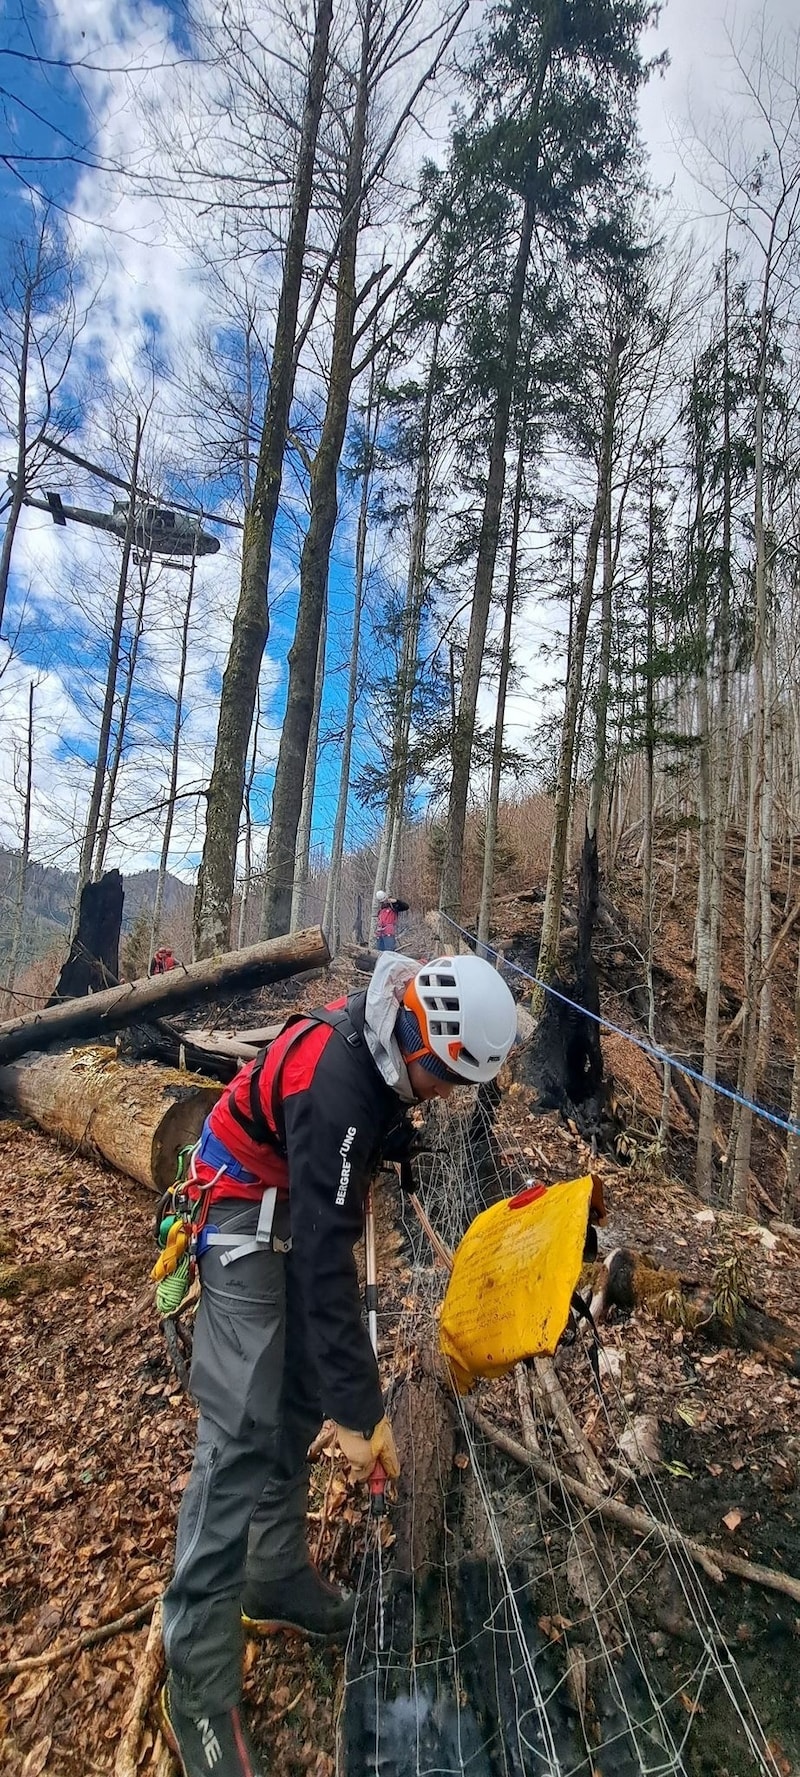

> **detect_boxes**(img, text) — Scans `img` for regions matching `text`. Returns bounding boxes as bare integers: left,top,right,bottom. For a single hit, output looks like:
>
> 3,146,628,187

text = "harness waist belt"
201,1188,292,1266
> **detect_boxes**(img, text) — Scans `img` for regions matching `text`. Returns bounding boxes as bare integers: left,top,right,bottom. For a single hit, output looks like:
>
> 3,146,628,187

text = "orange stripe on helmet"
402,976,433,1050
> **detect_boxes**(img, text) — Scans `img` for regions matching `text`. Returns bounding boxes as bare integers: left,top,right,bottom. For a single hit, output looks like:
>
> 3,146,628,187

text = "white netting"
337,1092,783,1777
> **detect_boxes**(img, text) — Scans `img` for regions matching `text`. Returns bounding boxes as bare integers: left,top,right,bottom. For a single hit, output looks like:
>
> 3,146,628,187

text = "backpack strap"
225,1003,364,1155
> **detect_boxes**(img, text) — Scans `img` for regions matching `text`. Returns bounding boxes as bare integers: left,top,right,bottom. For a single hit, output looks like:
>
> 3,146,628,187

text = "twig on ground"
407,1192,454,1272
113,1600,163,1777
0,1596,161,1682
105,1282,156,1346
513,1362,540,1455
533,1355,610,1493
152,1735,176,1776
313,1461,338,1564
461,1392,800,1605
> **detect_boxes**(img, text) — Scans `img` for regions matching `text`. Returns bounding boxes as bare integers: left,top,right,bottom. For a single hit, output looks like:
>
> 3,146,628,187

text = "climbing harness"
152,1005,363,1323
199,1185,292,1265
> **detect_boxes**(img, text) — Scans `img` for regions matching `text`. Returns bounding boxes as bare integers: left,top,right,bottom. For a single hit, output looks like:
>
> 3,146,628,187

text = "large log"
0,1046,222,1192
0,927,329,1065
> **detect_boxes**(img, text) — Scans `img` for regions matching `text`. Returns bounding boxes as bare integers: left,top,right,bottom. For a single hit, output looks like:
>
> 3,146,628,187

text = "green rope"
156,1254,191,1317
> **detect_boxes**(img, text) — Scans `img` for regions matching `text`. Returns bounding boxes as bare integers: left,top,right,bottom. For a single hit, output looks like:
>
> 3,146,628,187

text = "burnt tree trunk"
47,869,123,1003
591,1248,800,1374
513,830,604,1132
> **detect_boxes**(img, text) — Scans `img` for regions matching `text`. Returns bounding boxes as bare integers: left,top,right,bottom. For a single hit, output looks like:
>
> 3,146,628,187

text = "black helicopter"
12,437,240,565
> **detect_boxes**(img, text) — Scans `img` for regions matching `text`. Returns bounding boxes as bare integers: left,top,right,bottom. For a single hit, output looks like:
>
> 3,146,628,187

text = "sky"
0,0,795,891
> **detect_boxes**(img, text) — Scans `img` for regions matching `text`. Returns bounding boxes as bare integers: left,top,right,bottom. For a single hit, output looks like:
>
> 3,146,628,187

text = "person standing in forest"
159,951,517,1777
150,946,176,975
374,888,409,951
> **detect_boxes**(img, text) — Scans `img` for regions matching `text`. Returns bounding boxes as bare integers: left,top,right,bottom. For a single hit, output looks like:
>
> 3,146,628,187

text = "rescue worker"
374,889,409,951
159,951,517,1777
150,945,176,975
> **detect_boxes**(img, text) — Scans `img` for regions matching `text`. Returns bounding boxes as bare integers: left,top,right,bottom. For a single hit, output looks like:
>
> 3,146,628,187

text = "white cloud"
3,0,799,887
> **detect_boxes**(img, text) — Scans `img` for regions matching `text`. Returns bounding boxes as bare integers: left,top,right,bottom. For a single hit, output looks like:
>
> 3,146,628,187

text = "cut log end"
0,1048,221,1193
151,1083,222,1193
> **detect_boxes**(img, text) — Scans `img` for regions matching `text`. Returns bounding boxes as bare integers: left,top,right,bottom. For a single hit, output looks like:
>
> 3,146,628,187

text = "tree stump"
47,869,124,1002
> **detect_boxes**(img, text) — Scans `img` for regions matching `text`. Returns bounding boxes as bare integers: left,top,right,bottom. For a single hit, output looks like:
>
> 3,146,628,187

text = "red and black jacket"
199,991,411,1432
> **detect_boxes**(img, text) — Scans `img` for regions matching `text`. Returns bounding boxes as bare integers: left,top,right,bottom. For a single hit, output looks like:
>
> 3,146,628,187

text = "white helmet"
375,889,388,903
402,954,517,1084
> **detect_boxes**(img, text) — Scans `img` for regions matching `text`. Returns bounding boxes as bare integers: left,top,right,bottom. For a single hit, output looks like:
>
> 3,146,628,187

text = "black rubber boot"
159,1682,265,1777
241,1564,354,1641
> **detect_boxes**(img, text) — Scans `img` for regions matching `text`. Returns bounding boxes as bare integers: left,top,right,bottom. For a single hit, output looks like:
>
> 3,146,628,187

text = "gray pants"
162,1199,322,1713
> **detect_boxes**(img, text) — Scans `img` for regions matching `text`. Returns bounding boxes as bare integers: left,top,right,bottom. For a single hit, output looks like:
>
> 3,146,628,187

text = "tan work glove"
335,1416,400,1483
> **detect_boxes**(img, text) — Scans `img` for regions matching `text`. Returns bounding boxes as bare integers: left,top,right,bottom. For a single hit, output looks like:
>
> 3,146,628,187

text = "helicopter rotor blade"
41,435,244,530
42,436,132,492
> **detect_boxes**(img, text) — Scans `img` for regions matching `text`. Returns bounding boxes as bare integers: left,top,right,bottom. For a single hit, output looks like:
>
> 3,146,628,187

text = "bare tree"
289,593,327,930
72,413,144,931
236,686,262,951
536,327,625,999
721,46,800,1209
477,416,528,954
0,208,80,637
3,681,34,1012
322,348,384,953
371,313,446,922
93,552,153,881
193,0,335,958
150,544,199,960
261,0,465,938
696,262,735,1197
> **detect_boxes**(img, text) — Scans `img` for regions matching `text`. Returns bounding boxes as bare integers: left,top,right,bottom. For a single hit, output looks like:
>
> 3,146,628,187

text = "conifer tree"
438,0,660,934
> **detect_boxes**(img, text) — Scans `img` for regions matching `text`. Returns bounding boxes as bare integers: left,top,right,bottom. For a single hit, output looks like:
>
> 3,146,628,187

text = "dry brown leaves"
0,1118,353,1777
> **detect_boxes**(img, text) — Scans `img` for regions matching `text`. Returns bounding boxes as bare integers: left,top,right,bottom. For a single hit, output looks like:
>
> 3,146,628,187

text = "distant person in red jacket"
151,946,176,975
374,889,409,952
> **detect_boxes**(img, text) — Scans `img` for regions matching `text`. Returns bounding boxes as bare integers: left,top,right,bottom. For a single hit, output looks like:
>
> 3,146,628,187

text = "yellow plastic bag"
438,1176,593,1393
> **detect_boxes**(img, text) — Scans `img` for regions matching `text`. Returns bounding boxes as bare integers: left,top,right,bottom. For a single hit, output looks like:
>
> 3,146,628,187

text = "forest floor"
2,1097,799,1776
2,848,800,1775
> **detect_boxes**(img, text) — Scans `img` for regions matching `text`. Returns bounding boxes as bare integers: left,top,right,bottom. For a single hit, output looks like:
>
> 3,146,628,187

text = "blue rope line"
440,914,800,1142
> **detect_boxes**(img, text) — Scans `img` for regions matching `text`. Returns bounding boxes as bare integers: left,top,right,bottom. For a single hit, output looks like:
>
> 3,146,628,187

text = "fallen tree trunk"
115,1020,243,1081
0,926,329,1065
589,1247,800,1375
0,1047,221,1192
